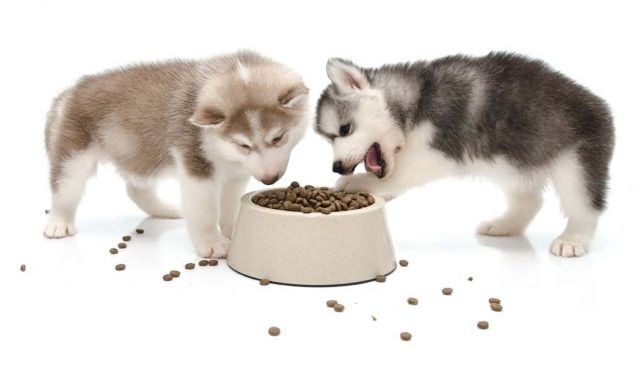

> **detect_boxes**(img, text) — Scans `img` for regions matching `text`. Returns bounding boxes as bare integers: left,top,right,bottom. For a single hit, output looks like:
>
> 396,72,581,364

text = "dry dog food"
490,303,503,312
326,300,338,308
268,326,281,336
467,276,473,281
400,332,412,341
442,287,453,295
375,275,387,283
399,259,408,267
20,264,26,272
170,270,180,278
185,263,195,270
208,259,218,266
477,321,489,330
162,274,173,281
115,264,126,271
117,243,127,249
333,304,345,312
122,235,131,242
136,228,144,234
198,260,208,267
45,209,50,214
489,297,501,304
407,297,418,305
252,181,375,214
109,248,118,254
259,278,270,286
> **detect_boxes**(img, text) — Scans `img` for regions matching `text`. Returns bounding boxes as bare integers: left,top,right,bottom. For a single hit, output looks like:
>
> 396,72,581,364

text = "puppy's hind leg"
477,178,545,237
44,149,97,238
550,151,605,257
126,181,181,219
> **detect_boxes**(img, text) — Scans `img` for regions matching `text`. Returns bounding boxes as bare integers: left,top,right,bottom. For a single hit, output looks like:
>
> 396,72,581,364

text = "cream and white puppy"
44,51,309,258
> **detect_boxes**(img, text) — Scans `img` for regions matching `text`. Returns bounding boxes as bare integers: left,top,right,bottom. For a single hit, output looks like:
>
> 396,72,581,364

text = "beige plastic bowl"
227,189,396,286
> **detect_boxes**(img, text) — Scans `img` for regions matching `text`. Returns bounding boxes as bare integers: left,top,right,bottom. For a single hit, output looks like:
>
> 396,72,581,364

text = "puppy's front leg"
179,173,229,258
219,176,249,239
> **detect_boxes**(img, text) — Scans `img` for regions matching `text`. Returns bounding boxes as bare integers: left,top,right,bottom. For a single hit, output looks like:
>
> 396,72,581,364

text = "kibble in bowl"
227,182,396,286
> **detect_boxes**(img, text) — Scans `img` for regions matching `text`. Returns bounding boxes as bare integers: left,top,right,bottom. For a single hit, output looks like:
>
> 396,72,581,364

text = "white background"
1,0,641,379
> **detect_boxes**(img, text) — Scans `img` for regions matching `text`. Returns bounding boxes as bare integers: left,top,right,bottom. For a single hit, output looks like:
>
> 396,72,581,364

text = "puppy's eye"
339,123,351,137
271,134,284,144
237,142,252,151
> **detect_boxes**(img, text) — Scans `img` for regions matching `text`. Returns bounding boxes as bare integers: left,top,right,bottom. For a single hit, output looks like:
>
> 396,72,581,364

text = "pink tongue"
365,146,381,172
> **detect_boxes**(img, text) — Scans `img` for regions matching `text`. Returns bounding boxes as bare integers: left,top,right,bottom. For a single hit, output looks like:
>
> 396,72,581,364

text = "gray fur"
316,52,614,210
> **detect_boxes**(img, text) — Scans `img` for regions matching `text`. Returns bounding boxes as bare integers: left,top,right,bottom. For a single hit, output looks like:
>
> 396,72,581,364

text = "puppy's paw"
148,204,182,219
335,173,377,193
44,218,76,239
476,218,524,236
195,234,230,259
550,238,587,258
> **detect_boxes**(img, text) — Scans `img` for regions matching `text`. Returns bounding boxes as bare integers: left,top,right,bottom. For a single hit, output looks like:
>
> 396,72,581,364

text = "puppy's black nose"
332,161,344,174
261,175,280,185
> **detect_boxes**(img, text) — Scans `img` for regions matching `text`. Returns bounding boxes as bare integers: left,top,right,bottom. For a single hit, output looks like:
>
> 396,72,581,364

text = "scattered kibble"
375,275,387,283
467,276,473,281
136,228,144,234
407,297,418,305
117,243,127,249
170,270,180,278
489,297,501,304
399,259,408,267
326,300,337,308
442,288,453,295
208,259,218,266
259,278,270,286
45,209,50,214
162,274,173,281
109,248,118,254
400,332,412,341
198,260,209,267
490,303,503,312
115,264,126,271
185,263,195,270
333,304,345,312
268,326,281,336
20,264,26,272
122,235,131,242
371,315,377,321
477,321,489,330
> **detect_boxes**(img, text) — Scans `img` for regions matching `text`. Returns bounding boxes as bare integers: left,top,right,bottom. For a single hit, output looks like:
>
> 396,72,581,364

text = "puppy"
45,51,309,258
315,53,614,257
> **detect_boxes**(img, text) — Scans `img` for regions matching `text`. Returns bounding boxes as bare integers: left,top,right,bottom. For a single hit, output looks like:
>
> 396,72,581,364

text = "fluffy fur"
315,53,614,257
45,51,309,258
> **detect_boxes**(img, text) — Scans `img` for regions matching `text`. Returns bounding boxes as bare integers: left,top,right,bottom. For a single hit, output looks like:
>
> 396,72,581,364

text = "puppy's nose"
261,175,280,185
332,161,345,174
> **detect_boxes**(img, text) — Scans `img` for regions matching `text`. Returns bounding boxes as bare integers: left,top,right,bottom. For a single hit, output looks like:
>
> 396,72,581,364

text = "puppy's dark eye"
339,123,351,137
271,134,284,144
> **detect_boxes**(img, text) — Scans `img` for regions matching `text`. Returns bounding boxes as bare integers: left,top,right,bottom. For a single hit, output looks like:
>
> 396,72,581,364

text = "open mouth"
364,143,385,178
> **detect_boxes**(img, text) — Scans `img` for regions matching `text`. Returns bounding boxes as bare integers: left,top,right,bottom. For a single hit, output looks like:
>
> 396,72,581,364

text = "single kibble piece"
115,264,126,271
477,321,489,330
20,264,26,272
162,274,173,281
326,300,338,308
117,243,127,249
259,278,270,286
399,259,409,267
268,326,281,336
400,332,412,341
490,303,503,312
467,276,473,281
290,181,300,188
375,275,386,283
198,259,209,267
488,297,501,305
170,270,180,278
333,303,345,312
109,248,118,254
135,228,144,234
442,287,453,295
185,263,195,270
371,315,377,321
122,235,131,242
208,259,219,266
407,297,418,305
45,209,50,214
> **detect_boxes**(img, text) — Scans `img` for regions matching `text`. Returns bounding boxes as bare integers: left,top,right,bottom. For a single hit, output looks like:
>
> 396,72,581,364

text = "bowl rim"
242,187,385,218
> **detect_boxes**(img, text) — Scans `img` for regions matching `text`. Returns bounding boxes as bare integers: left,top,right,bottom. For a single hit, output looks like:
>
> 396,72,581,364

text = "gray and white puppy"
315,53,614,257
45,51,309,258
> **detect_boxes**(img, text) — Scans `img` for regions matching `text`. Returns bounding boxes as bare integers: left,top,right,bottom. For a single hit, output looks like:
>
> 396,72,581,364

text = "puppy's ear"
326,58,369,93
189,106,225,129
279,83,309,109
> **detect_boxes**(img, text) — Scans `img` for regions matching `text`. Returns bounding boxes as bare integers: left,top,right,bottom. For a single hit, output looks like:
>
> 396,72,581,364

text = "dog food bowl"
227,188,396,286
